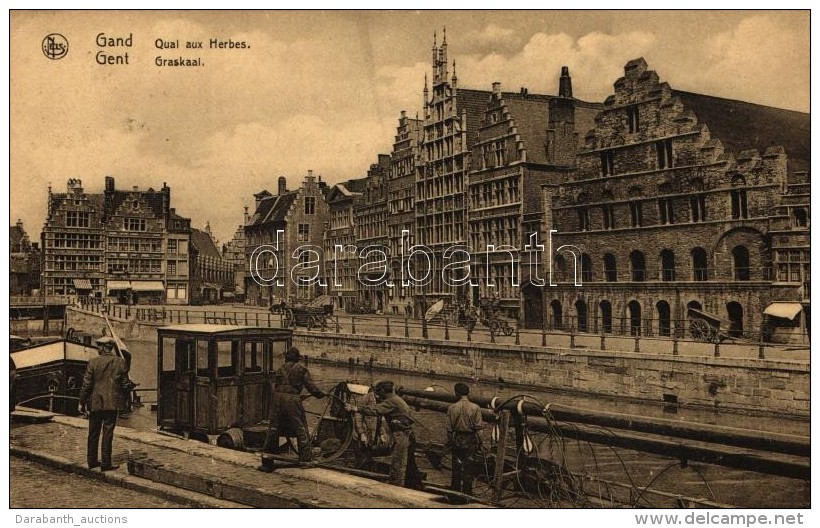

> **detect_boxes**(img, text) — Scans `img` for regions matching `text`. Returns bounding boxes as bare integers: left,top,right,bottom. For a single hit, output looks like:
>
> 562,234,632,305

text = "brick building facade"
354,155,391,312
245,172,330,305
323,178,366,312
543,58,810,343
10,220,41,296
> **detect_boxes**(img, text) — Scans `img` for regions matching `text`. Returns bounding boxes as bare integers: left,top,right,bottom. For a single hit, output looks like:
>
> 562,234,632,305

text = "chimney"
278,176,287,195
243,205,249,224
133,186,139,192
305,170,316,187
492,82,501,95
559,66,573,98
67,178,83,194
105,176,115,192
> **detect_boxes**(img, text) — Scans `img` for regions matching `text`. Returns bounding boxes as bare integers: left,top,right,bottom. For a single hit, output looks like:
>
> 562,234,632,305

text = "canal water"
121,338,810,508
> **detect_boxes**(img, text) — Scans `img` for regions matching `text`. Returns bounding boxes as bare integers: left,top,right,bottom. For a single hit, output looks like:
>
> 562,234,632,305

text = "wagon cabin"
156,325,293,440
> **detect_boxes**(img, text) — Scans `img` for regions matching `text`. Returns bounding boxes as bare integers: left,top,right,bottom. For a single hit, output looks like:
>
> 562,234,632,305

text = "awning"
130,281,165,292
73,279,93,290
222,291,235,298
107,280,132,292
763,303,803,320
202,283,221,291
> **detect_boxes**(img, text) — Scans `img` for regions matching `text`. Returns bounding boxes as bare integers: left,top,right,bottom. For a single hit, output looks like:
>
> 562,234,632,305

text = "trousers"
87,410,118,467
450,432,480,495
271,392,312,462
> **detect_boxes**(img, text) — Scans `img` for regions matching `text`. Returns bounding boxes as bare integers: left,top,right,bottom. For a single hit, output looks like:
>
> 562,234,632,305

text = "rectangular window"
167,239,177,254
690,195,707,222
167,260,176,276
731,189,749,219
657,139,674,169
304,196,316,215
578,208,590,231
298,223,310,242
658,198,674,224
600,150,615,176
494,140,506,166
627,105,640,133
66,212,90,228
629,202,643,227
124,218,146,231
602,205,615,230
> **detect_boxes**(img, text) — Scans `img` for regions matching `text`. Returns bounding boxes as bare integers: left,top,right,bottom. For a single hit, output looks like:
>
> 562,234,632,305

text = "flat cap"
96,336,116,346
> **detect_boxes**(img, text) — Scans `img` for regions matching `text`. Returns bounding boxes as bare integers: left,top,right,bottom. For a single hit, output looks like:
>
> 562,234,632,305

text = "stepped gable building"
466,68,602,324
42,179,107,297
415,31,602,318
354,154,391,312
543,58,810,343
323,177,367,312
222,217,249,301
102,176,169,304
387,111,423,316
244,171,330,305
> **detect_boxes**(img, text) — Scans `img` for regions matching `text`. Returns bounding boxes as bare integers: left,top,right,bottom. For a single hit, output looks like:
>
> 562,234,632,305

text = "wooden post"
714,342,720,358
186,310,190,324
515,324,520,345
467,325,472,342
490,327,496,344
493,410,511,505
386,317,391,337
444,320,449,341
255,313,259,326
335,316,340,334
758,332,765,360
351,316,356,335
600,330,606,351
541,322,547,347
404,317,409,338
634,335,640,353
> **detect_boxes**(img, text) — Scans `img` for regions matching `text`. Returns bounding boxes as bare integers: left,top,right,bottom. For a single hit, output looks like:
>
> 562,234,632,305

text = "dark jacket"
79,352,130,412
360,393,414,432
273,360,325,398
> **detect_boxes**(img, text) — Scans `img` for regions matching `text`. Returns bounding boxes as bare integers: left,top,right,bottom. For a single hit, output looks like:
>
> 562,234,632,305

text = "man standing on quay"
447,382,484,496
78,336,132,471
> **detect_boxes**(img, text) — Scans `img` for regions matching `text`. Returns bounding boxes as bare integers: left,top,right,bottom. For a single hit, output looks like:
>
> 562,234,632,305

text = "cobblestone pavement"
10,416,476,509
10,458,189,508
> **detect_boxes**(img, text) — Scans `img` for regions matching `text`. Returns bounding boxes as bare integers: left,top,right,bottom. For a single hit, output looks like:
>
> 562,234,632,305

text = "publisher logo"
42,34,69,60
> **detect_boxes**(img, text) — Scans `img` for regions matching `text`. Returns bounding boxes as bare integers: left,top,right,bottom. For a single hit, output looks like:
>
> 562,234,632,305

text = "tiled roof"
504,96,550,164
455,89,493,148
247,191,298,226
190,228,222,259
674,91,810,173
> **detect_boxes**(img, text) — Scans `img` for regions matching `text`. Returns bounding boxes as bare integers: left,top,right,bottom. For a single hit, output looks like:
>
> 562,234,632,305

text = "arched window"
627,300,642,336
656,301,671,337
630,250,646,281
581,253,593,282
550,300,563,331
732,245,750,281
603,253,618,282
575,299,588,332
692,247,708,281
660,249,675,281
727,302,744,337
599,300,613,333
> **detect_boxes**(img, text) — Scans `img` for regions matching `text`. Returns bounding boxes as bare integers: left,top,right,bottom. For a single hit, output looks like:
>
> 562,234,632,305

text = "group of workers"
270,345,485,495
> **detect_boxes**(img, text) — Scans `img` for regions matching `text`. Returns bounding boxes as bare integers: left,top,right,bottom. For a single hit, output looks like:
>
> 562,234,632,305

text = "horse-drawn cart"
464,298,515,336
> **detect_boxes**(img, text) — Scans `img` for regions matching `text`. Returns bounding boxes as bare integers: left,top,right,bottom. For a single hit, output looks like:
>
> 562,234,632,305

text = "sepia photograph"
5,7,812,521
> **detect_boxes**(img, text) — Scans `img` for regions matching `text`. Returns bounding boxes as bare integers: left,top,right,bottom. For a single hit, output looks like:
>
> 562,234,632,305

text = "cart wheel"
502,324,514,336
308,315,318,330
689,319,710,342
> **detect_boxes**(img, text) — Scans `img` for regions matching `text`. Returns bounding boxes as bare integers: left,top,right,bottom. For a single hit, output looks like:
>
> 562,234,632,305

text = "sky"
8,10,810,244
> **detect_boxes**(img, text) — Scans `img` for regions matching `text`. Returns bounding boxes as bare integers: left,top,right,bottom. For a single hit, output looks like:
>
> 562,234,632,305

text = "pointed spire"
559,66,573,98
433,30,437,48
452,59,457,88
442,26,447,45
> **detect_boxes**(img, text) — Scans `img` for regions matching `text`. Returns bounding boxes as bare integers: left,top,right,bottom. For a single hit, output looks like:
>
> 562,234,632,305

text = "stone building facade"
386,111,423,316
164,209,191,305
354,155,391,312
323,178,366,312
189,228,234,305
543,58,810,342
466,70,601,324
10,220,41,296
42,179,107,297
245,172,330,305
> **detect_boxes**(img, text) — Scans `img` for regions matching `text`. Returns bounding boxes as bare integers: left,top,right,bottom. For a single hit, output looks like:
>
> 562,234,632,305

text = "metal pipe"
397,388,810,458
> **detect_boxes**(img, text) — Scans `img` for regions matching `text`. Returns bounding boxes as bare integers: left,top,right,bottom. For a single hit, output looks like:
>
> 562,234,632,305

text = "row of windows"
107,237,163,252
599,139,675,177
469,178,521,209
556,246,753,283
47,233,103,249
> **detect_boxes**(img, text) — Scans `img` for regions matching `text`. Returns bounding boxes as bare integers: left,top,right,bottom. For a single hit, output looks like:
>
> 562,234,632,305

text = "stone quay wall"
66,307,810,418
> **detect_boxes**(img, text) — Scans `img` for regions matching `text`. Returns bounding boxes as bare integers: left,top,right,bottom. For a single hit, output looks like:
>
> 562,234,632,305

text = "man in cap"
270,346,326,464
347,380,420,487
446,382,484,495
78,336,132,470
